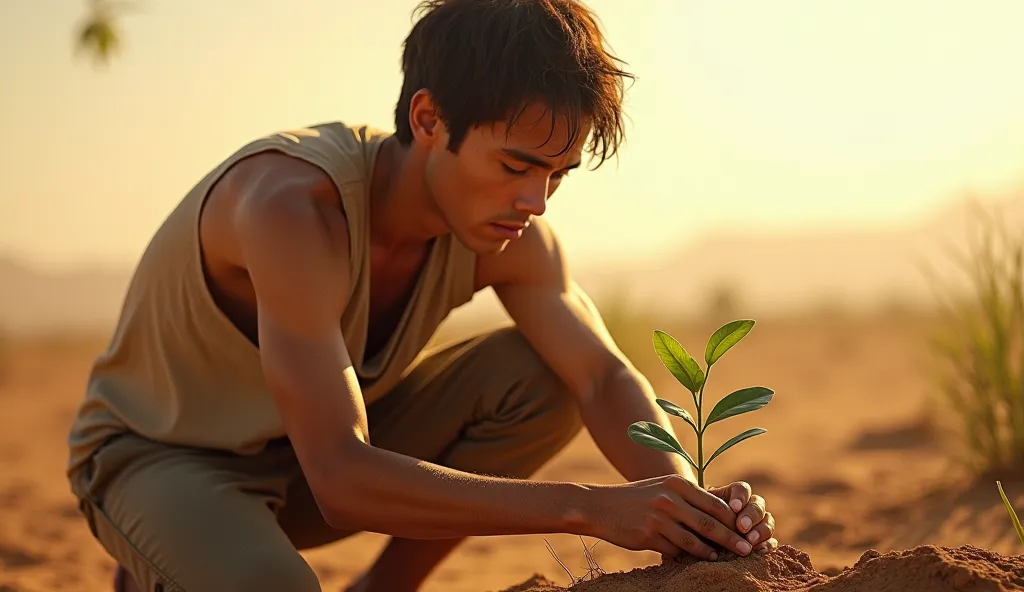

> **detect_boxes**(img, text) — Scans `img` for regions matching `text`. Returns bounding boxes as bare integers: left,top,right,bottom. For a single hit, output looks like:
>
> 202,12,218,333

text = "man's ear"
408,89,446,147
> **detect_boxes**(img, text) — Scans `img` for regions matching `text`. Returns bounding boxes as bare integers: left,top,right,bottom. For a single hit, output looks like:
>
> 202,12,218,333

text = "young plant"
997,481,1024,547
627,320,773,488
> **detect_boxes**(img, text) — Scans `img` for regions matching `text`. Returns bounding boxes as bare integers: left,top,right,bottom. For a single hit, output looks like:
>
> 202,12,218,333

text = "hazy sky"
3,0,1024,272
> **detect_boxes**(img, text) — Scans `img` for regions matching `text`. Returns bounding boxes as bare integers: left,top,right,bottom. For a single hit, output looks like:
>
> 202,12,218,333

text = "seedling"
627,320,773,488
996,481,1024,546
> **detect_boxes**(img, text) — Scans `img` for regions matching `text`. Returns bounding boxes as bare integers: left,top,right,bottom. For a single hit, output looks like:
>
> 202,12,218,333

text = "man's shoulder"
234,120,392,186
474,217,566,290
265,121,391,154
505,217,563,261
202,145,351,268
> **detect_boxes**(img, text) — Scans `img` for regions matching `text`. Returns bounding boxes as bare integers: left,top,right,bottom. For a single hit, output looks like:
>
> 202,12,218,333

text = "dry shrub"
543,537,606,588
925,199,1024,476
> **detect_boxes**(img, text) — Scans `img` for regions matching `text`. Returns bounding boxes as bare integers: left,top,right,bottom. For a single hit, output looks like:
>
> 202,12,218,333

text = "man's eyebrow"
501,148,582,171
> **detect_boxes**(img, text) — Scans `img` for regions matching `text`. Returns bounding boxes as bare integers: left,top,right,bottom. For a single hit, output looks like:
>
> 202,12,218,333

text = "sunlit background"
4,0,1024,331
2,2,1023,591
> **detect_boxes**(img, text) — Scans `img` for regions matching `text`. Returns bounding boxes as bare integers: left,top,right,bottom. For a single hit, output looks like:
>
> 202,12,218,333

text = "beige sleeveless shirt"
66,122,479,480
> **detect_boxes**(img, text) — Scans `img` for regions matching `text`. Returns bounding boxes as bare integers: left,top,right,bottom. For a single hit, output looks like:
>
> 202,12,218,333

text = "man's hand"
706,481,778,553
586,474,759,561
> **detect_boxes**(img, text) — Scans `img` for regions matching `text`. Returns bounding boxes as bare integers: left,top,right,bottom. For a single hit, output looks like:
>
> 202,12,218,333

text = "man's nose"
513,180,548,217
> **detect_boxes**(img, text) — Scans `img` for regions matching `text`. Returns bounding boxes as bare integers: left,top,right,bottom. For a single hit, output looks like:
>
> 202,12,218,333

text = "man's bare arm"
216,153,758,560
480,219,694,484
481,219,775,553
227,152,594,540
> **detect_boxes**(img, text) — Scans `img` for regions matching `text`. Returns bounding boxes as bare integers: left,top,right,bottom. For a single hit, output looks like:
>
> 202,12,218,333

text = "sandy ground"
1,315,1022,591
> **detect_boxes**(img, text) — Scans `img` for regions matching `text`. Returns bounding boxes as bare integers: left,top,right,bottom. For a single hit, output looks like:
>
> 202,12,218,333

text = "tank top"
66,122,479,481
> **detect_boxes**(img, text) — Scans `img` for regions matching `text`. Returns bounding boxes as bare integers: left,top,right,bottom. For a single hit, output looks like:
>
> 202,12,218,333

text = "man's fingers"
723,482,752,513
661,496,754,556
657,518,719,561
744,511,775,546
666,476,736,528
754,537,779,553
653,491,752,557
651,533,684,561
737,494,767,534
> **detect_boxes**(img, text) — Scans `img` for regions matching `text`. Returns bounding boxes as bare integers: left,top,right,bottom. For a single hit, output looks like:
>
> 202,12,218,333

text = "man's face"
420,102,587,254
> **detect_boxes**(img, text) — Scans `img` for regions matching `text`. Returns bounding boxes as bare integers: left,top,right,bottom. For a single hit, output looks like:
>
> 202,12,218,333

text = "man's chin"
452,227,513,255
468,238,511,256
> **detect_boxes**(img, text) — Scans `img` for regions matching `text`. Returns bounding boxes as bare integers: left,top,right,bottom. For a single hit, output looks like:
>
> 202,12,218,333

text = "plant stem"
696,366,712,488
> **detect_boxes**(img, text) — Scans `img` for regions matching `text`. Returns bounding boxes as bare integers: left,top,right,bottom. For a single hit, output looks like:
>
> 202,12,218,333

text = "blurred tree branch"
74,0,142,65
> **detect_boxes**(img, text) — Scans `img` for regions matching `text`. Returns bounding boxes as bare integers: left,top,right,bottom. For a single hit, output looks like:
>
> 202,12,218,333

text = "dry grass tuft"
543,537,606,588
924,199,1024,476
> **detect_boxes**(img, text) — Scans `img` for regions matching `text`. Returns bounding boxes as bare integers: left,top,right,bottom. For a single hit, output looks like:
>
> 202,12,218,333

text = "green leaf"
997,481,1024,546
705,387,774,427
627,421,698,470
705,320,755,366
656,398,699,434
653,330,705,397
704,428,766,468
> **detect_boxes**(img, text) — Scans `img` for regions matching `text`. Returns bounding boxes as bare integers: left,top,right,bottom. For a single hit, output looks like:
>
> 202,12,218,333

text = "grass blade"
544,539,576,585
997,481,1024,546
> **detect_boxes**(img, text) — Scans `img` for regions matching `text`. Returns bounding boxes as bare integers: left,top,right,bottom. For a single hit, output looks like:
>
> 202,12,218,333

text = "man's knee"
219,551,321,592
477,327,584,442
545,387,585,450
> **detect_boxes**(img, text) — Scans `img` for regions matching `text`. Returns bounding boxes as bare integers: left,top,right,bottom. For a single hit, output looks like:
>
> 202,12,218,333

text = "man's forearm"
320,442,600,539
579,363,698,484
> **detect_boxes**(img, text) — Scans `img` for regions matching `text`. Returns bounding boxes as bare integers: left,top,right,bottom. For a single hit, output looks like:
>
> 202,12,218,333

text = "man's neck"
369,136,449,253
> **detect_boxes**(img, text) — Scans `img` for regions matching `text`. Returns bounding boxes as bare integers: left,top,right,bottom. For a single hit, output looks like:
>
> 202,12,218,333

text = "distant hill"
442,191,1024,331
566,192,1024,318
2,192,1021,337
0,257,131,337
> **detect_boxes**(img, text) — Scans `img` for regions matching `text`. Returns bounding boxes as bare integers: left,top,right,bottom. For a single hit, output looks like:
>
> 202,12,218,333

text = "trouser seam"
85,498,187,592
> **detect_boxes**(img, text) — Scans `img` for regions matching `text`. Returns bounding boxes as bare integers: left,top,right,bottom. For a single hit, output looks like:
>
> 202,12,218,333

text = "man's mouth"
490,220,528,239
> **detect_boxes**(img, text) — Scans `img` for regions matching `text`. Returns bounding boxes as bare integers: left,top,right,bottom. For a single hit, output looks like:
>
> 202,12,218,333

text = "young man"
67,1,776,590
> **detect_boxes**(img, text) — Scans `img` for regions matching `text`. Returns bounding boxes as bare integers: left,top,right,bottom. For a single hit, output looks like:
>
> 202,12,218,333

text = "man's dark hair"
394,0,634,169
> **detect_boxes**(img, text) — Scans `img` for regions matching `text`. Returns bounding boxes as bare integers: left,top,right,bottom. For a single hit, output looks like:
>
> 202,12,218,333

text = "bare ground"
1,315,1021,591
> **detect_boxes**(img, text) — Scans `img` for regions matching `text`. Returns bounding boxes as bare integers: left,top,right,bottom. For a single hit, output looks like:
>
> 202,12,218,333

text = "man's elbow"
320,496,359,531
578,356,643,405
301,439,373,530
589,354,651,401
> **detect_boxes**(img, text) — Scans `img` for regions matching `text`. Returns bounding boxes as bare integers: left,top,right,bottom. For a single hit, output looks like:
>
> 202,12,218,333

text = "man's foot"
113,565,142,592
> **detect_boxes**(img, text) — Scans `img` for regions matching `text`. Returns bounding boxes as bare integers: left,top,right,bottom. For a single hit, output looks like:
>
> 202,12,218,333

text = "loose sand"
499,545,1024,591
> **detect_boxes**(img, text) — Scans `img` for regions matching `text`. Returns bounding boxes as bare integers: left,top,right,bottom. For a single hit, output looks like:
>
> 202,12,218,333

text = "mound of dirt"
499,544,1024,592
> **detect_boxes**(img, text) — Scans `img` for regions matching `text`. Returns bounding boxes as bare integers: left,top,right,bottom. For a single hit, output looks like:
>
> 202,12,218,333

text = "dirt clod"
499,544,1024,591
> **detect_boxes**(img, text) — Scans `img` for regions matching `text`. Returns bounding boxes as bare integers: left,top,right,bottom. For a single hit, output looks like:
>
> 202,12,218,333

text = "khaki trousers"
70,328,584,592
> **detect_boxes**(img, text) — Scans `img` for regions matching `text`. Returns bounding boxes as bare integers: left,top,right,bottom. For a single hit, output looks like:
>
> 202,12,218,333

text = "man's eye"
502,163,528,175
